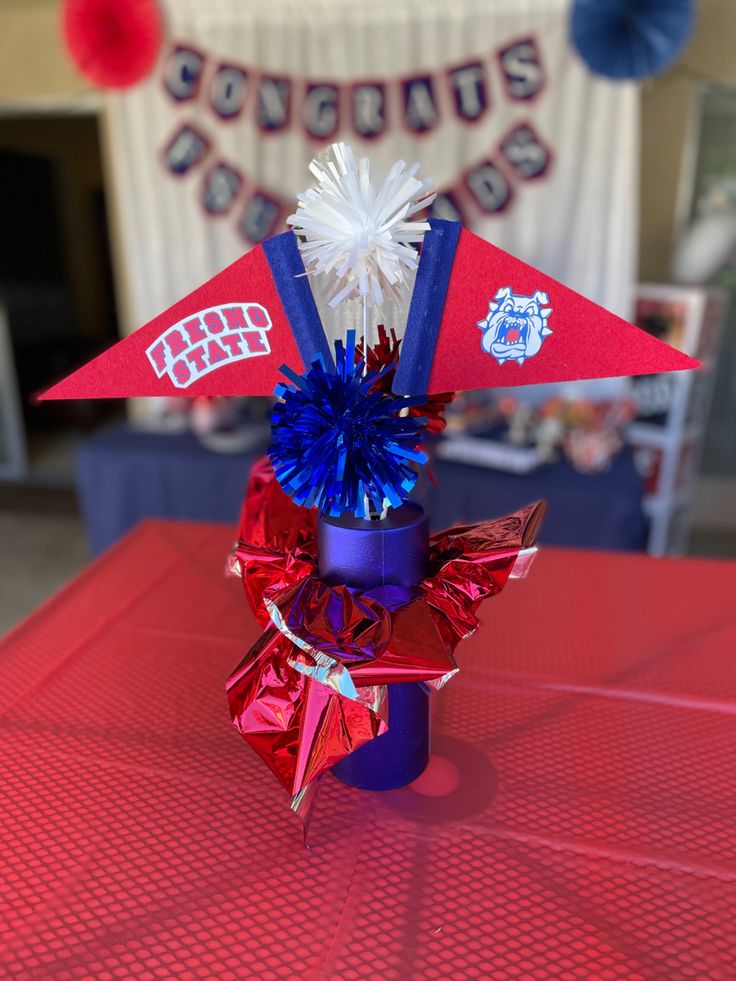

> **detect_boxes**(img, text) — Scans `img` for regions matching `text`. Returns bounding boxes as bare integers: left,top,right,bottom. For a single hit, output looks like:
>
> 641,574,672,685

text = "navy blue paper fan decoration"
570,0,695,81
270,331,428,519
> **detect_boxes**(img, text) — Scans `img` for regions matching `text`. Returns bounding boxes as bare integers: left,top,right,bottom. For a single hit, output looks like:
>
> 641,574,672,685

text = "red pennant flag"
41,222,698,403
393,223,698,396
39,236,330,400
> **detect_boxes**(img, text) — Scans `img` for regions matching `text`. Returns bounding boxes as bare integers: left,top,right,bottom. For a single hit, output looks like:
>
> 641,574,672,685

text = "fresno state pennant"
42,219,699,403
392,220,699,395
40,233,332,400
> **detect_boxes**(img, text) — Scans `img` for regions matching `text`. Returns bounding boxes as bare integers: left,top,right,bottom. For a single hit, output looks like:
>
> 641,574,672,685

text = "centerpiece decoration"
40,142,698,827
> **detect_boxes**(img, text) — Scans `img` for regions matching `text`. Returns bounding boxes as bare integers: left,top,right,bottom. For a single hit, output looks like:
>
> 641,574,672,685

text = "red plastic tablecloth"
3,520,736,979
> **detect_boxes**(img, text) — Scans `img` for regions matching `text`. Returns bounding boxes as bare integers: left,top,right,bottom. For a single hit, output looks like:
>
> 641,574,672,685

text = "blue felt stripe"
262,232,334,369
392,218,461,395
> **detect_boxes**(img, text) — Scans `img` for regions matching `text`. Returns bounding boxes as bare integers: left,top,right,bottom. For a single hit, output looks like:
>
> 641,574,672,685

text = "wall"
0,0,92,106
640,0,736,281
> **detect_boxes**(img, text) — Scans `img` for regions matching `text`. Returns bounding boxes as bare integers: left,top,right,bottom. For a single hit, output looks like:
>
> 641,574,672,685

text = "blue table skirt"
76,426,265,556
424,454,648,552
76,425,648,556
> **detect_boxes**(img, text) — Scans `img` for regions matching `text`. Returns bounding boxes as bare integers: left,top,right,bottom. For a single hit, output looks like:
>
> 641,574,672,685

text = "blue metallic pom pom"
270,331,428,518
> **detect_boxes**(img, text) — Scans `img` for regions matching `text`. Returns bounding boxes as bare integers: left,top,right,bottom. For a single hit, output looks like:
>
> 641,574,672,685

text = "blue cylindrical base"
331,682,429,789
318,503,430,791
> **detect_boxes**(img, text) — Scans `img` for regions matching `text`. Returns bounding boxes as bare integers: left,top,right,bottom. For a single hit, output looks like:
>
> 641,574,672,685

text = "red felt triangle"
425,228,698,394
39,246,305,400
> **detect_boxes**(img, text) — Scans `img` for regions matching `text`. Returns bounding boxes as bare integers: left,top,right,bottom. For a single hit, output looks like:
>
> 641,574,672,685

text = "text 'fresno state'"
146,303,272,388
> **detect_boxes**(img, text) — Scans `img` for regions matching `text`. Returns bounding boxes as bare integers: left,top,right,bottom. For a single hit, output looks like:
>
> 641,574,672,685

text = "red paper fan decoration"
61,0,164,89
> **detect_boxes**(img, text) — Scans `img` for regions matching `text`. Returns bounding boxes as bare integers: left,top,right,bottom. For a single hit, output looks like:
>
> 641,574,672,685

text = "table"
76,425,648,555
426,452,648,550
75,425,266,556
2,520,736,978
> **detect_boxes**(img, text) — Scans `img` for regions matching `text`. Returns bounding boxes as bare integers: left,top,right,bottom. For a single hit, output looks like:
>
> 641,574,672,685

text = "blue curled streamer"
262,230,335,369
393,218,461,397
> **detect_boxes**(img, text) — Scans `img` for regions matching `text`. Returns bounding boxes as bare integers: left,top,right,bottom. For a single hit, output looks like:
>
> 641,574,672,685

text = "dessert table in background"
2,520,735,978
76,424,648,555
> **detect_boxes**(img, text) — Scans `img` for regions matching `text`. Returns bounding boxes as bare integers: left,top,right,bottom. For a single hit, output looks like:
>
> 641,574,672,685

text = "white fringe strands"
288,143,435,308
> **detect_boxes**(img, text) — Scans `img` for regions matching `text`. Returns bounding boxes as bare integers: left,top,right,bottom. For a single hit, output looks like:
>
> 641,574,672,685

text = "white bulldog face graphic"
478,287,553,366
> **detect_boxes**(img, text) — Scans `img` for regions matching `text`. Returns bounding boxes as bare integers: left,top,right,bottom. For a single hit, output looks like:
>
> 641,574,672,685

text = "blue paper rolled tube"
318,502,430,790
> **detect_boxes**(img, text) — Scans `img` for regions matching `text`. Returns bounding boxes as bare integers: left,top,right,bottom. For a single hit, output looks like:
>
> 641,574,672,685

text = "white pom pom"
288,143,435,308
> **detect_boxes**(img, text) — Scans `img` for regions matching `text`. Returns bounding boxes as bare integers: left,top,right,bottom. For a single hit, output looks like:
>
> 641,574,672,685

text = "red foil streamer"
227,460,544,812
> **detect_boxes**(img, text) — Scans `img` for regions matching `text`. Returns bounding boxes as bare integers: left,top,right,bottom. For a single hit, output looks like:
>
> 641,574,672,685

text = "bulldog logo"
478,287,553,366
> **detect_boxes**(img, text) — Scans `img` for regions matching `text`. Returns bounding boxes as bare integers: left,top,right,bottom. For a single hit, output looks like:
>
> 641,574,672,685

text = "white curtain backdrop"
104,0,639,345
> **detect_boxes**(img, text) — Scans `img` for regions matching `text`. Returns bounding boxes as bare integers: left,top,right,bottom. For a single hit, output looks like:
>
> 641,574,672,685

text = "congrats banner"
159,34,552,243
104,0,638,342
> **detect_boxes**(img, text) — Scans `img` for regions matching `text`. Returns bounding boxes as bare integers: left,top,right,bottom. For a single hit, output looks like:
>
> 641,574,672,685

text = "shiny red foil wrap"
227,458,544,813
